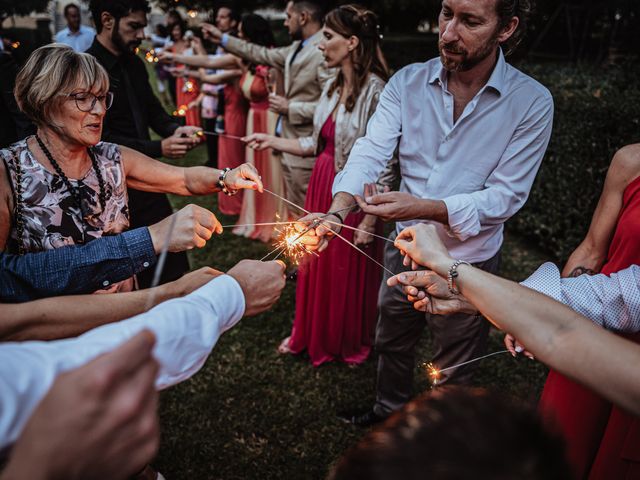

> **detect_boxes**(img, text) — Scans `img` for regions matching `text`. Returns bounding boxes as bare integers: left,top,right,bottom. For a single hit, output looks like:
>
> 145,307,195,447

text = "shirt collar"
428,48,507,96
89,37,119,71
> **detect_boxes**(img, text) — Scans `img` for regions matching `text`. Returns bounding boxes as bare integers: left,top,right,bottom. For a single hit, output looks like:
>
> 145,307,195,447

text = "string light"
11,41,20,49
187,9,198,18
145,49,159,63
183,80,195,93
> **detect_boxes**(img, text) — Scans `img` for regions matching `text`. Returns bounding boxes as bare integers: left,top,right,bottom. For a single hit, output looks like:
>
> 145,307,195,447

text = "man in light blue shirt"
54,3,95,52
300,0,554,425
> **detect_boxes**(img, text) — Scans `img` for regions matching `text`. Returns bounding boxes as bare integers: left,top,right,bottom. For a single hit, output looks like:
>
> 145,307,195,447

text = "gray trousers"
373,232,501,417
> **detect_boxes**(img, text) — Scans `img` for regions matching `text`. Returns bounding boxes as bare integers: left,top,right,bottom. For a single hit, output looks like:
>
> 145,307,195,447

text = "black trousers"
128,189,189,288
373,231,501,417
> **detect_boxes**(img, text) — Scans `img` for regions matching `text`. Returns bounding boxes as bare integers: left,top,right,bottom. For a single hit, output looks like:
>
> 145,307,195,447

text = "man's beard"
112,20,141,55
289,26,303,41
438,35,499,72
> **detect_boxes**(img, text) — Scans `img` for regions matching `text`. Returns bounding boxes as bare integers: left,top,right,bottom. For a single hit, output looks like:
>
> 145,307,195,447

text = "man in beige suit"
203,0,335,209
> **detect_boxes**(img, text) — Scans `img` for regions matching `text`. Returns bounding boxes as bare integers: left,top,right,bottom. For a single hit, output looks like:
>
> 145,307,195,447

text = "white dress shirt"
333,50,554,263
54,25,96,52
522,263,640,332
0,275,245,451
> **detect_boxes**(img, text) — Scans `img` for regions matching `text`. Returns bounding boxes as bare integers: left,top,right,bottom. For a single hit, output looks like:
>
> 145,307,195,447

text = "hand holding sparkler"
294,213,342,253
201,23,223,43
504,334,535,359
227,260,286,316
156,50,174,63
387,270,477,315
394,223,453,276
224,163,264,192
148,204,223,253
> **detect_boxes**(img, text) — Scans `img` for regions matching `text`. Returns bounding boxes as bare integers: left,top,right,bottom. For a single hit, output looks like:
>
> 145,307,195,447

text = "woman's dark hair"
170,17,187,40
239,14,275,74
165,9,183,29
329,387,571,480
325,4,390,112
496,0,534,55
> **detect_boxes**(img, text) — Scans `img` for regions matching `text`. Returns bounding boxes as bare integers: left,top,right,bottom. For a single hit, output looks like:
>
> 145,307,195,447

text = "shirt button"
103,280,110,287
143,261,150,268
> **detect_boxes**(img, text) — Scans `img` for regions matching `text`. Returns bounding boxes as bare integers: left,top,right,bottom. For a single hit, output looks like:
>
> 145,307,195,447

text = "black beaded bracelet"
218,167,238,196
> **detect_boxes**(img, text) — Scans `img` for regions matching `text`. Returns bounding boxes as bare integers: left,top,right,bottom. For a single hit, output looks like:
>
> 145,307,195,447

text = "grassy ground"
153,144,552,479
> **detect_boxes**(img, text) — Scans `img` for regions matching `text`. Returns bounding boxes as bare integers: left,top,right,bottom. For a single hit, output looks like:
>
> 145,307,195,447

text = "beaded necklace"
11,135,107,252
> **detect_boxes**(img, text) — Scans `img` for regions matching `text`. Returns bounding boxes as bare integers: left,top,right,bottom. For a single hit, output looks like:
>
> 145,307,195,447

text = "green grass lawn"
153,144,552,479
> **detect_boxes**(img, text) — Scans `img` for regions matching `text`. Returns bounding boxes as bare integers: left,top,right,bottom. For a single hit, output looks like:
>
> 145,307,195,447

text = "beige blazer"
298,74,398,188
223,30,336,168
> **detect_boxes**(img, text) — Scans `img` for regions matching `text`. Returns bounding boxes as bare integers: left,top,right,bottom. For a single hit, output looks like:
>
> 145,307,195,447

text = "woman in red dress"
244,6,395,365
167,20,201,128
508,144,640,479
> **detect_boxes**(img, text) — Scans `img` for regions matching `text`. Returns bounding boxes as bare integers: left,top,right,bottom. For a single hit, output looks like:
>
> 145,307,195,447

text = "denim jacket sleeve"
0,228,156,303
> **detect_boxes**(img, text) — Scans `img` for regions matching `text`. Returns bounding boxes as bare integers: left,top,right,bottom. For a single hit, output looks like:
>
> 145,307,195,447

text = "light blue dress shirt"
54,25,96,52
333,50,554,263
522,263,640,333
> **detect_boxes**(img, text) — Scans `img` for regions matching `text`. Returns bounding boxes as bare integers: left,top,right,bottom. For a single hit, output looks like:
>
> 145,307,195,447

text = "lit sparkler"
11,41,20,49
423,362,441,386
183,80,195,93
271,223,317,264
423,350,511,388
173,104,189,117
145,49,159,63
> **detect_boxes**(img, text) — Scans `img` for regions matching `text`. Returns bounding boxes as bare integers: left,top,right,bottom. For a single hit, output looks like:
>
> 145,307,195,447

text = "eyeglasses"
68,92,114,112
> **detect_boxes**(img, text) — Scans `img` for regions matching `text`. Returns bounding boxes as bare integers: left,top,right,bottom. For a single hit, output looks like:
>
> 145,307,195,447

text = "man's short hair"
329,387,571,480
63,3,80,17
89,0,151,34
216,3,241,24
496,0,534,55
291,0,328,24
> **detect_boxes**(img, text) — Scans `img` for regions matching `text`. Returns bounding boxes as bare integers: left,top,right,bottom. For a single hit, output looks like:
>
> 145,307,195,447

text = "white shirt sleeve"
521,262,640,332
442,95,554,241
0,274,245,451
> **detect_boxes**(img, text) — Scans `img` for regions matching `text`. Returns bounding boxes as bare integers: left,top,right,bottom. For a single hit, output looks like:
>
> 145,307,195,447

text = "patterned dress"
1,139,133,291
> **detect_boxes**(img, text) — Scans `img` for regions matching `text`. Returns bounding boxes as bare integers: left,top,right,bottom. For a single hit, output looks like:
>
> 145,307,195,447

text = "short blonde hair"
14,43,110,127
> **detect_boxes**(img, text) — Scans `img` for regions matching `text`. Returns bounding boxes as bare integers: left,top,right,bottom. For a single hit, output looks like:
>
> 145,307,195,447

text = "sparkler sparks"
145,50,159,63
173,104,189,116
423,362,441,386
183,80,195,93
271,223,317,264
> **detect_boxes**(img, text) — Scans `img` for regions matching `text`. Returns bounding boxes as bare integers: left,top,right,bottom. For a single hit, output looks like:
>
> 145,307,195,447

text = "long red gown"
539,174,640,479
233,66,287,242
289,115,383,366
217,82,248,215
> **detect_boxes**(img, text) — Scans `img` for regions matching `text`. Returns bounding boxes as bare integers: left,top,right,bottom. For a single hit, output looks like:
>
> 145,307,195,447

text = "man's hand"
2,332,160,480
354,191,427,222
268,95,289,115
225,163,264,192
156,50,174,63
201,23,223,43
227,260,287,316
175,126,203,141
161,133,197,159
148,204,223,253
394,223,453,275
353,215,377,247
504,333,535,359
387,270,478,315
294,213,342,253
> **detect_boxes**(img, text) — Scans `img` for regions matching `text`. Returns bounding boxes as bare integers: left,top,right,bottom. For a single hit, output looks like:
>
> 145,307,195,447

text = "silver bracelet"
447,260,471,295
217,167,238,196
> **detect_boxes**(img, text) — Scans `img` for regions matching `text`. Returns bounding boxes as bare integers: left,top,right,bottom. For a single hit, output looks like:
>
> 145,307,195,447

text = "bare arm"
563,144,640,277
121,146,262,195
196,69,242,85
0,158,14,251
242,134,310,158
0,268,220,341
160,52,241,70
394,223,640,416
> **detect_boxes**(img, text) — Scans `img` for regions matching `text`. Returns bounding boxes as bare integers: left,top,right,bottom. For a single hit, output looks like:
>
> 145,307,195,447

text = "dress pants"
373,230,501,417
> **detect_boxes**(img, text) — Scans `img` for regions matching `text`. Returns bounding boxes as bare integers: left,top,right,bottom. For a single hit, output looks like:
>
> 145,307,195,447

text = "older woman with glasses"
0,44,262,292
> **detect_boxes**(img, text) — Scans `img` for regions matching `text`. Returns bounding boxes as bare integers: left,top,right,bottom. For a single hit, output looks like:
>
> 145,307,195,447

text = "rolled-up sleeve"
442,94,553,241
332,72,403,198
0,274,245,450
521,263,640,332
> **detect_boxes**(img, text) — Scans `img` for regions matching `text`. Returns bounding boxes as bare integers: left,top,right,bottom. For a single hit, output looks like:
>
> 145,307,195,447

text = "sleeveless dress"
217,81,248,215
233,66,287,243
169,45,201,128
1,139,133,292
289,115,383,366
539,174,640,479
